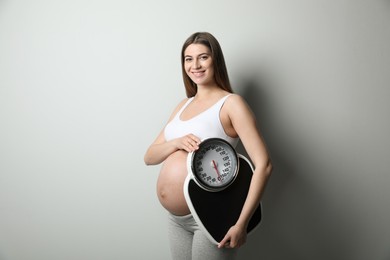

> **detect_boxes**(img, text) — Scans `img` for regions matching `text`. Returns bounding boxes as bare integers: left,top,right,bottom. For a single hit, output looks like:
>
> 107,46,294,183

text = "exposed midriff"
156,150,190,216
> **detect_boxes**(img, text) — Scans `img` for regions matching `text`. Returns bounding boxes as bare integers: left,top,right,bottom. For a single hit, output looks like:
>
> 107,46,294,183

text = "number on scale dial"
190,138,239,192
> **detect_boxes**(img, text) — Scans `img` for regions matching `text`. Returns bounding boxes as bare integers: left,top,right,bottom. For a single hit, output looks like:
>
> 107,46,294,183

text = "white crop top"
164,94,239,148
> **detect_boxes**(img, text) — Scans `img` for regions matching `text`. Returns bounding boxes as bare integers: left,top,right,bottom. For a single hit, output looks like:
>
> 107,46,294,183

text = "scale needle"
212,160,222,180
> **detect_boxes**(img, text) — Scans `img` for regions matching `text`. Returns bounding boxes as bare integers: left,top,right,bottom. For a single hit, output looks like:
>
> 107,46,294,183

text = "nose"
193,58,201,69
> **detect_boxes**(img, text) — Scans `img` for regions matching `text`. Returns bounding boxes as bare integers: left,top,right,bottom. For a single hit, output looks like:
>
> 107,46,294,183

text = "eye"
200,55,209,60
185,57,193,62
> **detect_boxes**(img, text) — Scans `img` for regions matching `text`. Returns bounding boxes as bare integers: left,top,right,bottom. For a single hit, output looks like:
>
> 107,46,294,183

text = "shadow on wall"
234,76,357,260
234,76,297,259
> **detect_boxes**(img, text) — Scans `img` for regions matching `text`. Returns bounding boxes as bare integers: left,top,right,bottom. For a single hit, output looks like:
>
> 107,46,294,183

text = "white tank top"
164,95,239,148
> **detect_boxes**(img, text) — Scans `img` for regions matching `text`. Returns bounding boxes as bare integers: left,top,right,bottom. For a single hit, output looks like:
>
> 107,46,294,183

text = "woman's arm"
144,98,201,165
144,131,200,165
218,95,273,248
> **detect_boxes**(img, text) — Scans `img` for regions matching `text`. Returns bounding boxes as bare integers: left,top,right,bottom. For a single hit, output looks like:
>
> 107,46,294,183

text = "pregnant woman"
144,32,272,260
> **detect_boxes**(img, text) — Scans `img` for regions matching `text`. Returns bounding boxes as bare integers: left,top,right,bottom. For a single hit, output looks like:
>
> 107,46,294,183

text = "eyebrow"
184,52,210,58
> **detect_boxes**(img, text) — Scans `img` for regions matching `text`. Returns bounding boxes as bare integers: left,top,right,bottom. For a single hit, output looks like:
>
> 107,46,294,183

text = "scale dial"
189,138,239,192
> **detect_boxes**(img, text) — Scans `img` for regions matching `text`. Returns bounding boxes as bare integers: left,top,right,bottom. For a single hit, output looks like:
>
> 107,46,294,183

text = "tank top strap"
220,94,233,104
174,97,194,119
214,94,233,111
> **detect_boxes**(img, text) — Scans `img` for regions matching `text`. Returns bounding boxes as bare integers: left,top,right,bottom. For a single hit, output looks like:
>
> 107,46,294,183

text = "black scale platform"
186,155,262,244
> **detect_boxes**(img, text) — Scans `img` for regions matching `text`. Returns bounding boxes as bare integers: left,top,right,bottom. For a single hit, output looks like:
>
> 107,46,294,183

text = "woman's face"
183,43,215,87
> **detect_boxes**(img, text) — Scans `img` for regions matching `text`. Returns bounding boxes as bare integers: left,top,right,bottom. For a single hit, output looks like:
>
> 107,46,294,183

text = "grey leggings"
167,213,237,260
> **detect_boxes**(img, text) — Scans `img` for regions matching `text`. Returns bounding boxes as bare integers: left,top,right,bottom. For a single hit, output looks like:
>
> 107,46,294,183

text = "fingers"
218,236,229,249
181,134,201,152
218,233,235,249
218,226,246,249
218,238,237,249
188,134,201,145
219,238,239,249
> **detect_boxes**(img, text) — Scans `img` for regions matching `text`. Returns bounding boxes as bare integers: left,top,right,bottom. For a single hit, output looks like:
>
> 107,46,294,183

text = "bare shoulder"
178,97,193,111
225,94,253,114
225,93,246,105
167,97,190,121
175,97,190,110
219,93,257,138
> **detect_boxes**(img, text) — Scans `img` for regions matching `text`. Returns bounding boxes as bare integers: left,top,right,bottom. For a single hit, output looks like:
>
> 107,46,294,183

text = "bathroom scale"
184,138,262,245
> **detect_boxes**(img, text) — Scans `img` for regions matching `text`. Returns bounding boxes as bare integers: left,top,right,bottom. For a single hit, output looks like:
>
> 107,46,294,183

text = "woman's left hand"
217,224,247,249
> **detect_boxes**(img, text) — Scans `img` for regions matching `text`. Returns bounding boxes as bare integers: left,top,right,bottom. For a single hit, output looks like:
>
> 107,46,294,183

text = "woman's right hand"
175,134,201,153
145,133,201,165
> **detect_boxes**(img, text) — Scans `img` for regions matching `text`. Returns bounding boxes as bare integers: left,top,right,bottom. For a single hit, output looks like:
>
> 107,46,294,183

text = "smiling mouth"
192,71,205,77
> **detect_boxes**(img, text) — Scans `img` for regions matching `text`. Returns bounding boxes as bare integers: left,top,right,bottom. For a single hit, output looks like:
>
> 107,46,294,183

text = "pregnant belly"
157,150,190,216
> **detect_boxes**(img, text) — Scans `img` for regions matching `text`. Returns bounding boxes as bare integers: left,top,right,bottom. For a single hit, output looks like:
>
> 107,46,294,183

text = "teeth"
193,72,204,77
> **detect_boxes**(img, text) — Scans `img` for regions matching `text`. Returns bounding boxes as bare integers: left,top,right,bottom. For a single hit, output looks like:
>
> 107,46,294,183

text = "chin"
192,78,212,86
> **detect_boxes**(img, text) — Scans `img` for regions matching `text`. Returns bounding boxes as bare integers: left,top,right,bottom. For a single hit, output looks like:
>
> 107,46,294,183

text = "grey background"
0,0,389,259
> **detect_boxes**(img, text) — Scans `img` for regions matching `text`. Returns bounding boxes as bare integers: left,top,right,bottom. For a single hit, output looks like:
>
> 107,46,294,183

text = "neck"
195,84,221,99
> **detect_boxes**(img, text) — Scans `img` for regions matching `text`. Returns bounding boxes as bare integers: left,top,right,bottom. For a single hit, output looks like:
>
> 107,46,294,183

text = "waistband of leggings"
168,212,194,223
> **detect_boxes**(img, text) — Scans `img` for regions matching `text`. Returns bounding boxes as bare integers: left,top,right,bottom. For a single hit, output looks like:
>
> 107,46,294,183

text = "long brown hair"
181,32,233,97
